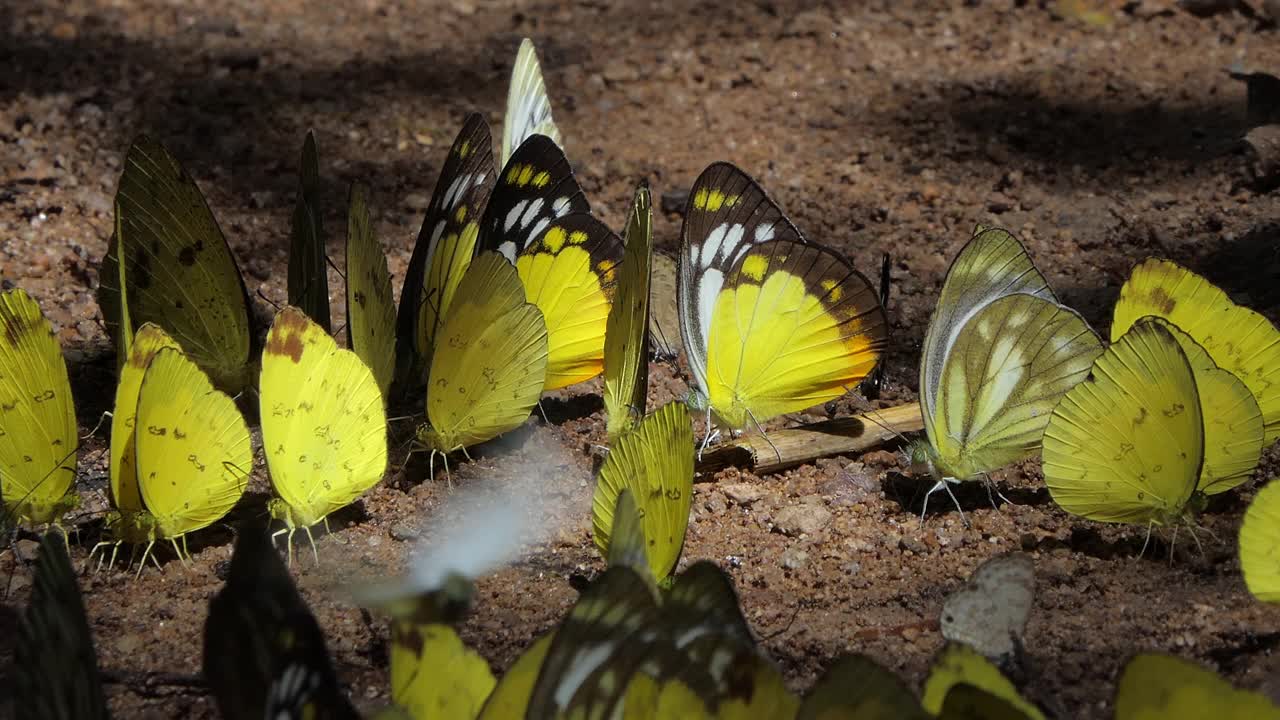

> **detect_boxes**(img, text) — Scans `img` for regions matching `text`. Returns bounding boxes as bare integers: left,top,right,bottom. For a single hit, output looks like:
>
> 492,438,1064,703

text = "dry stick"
694,402,923,478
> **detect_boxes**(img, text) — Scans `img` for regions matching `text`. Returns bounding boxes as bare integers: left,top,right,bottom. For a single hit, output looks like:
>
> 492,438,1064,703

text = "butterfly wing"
704,238,887,430
1113,258,1280,444
287,130,331,332
1143,318,1264,495
922,645,1045,720
939,684,1038,720
601,489,653,583
477,632,556,720
798,655,930,720
480,135,588,262
502,38,562,168
1043,319,1203,525
423,252,548,452
261,307,387,529
344,183,396,398
395,114,496,388
928,293,1102,479
920,228,1056,444
1240,480,1280,604
99,135,254,393
205,530,359,720
14,534,109,720
593,402,694,582
603,184,653,439
135,348,251,539
677,163,804,405
391,623,496,719
516,213,624,391
0,289,78,525
1114,653,1280,719
110,323,180,517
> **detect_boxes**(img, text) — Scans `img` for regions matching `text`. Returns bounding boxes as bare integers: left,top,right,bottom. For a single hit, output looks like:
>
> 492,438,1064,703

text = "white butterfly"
941,552,1035,664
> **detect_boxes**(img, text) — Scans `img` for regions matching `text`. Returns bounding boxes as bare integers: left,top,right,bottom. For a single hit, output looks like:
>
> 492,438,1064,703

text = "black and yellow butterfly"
677,162,888,438
203,529,358,720
395,113,497,392
478,135,623,392
14,533,109,720
98,135,256,393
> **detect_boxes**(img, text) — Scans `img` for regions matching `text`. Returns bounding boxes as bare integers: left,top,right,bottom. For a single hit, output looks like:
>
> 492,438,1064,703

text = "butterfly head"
905,439,939,479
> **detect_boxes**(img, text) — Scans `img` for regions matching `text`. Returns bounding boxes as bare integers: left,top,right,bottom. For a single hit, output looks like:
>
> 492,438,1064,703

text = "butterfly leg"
1139,522,1155,558
537,400,550,424
747,408,782,464
304,525,319,566
271,526,293,567
921,478,969,527
135,541,156,579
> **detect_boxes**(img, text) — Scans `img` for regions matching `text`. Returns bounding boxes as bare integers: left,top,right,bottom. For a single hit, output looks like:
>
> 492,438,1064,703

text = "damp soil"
2,1,1280,718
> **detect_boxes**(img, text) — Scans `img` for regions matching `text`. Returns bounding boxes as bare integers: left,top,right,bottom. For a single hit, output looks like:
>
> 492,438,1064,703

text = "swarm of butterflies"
2,37,1279,719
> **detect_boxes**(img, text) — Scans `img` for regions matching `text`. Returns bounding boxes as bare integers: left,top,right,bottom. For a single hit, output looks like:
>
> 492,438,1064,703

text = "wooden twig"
695,402,923,478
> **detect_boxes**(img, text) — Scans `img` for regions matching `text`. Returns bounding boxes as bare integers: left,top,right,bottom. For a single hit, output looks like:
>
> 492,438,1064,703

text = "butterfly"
1239,479,1280,604
1043,317,1245,532
922,644,1046,720
797,655,930,720
1114,653,1280,719
941,552,1034,666
603,183,653,440
1112,258,1280,444
98,323,179,567
204,529,360,720
260,306,388,565
479,136,620,392
287,130,331,333
415,251,548,479
344,182,396,399
395,113,496,392
592,402,694,584
111,345,252,570
676,162,888,441
390,622,496,719
0,288,79,527
98,135,255,393
908,226,1102,519
14,533,109,720
502,38,562,169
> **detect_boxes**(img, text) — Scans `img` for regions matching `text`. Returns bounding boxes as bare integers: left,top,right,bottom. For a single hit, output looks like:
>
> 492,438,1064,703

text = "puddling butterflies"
602,183,653,440
677,162,888,444
1240,479,1280,604
941,552,1035,667
97,327,252,572
909,226,1102,520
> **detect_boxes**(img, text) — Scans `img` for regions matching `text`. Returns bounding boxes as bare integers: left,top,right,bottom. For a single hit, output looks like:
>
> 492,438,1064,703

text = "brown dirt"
3,1,1280,718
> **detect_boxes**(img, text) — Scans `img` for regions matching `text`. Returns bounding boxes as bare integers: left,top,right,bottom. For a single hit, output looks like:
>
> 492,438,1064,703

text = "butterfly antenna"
746,408,782,465
255,287,283,312
325,252,344,281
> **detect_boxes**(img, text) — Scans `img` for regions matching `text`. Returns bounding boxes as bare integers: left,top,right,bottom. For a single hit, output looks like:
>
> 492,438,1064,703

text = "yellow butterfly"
122,346,251,569
603,184,653,440
287,130,330,333
677,162,888,441
390,623,495,719
592,402,693,584
1240,479,1280,604
479,136,621,392
395,114,495,392
1113,258,1280,444
1114,653,1280,719
502,38,562,169
908,227,1102,519
260,306,387,565
102,322,179,561
99,135,255,393
1043,318,1207,530
415,251,548,479
345,183,396,399
922,644,1045,720
0,288,78,527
